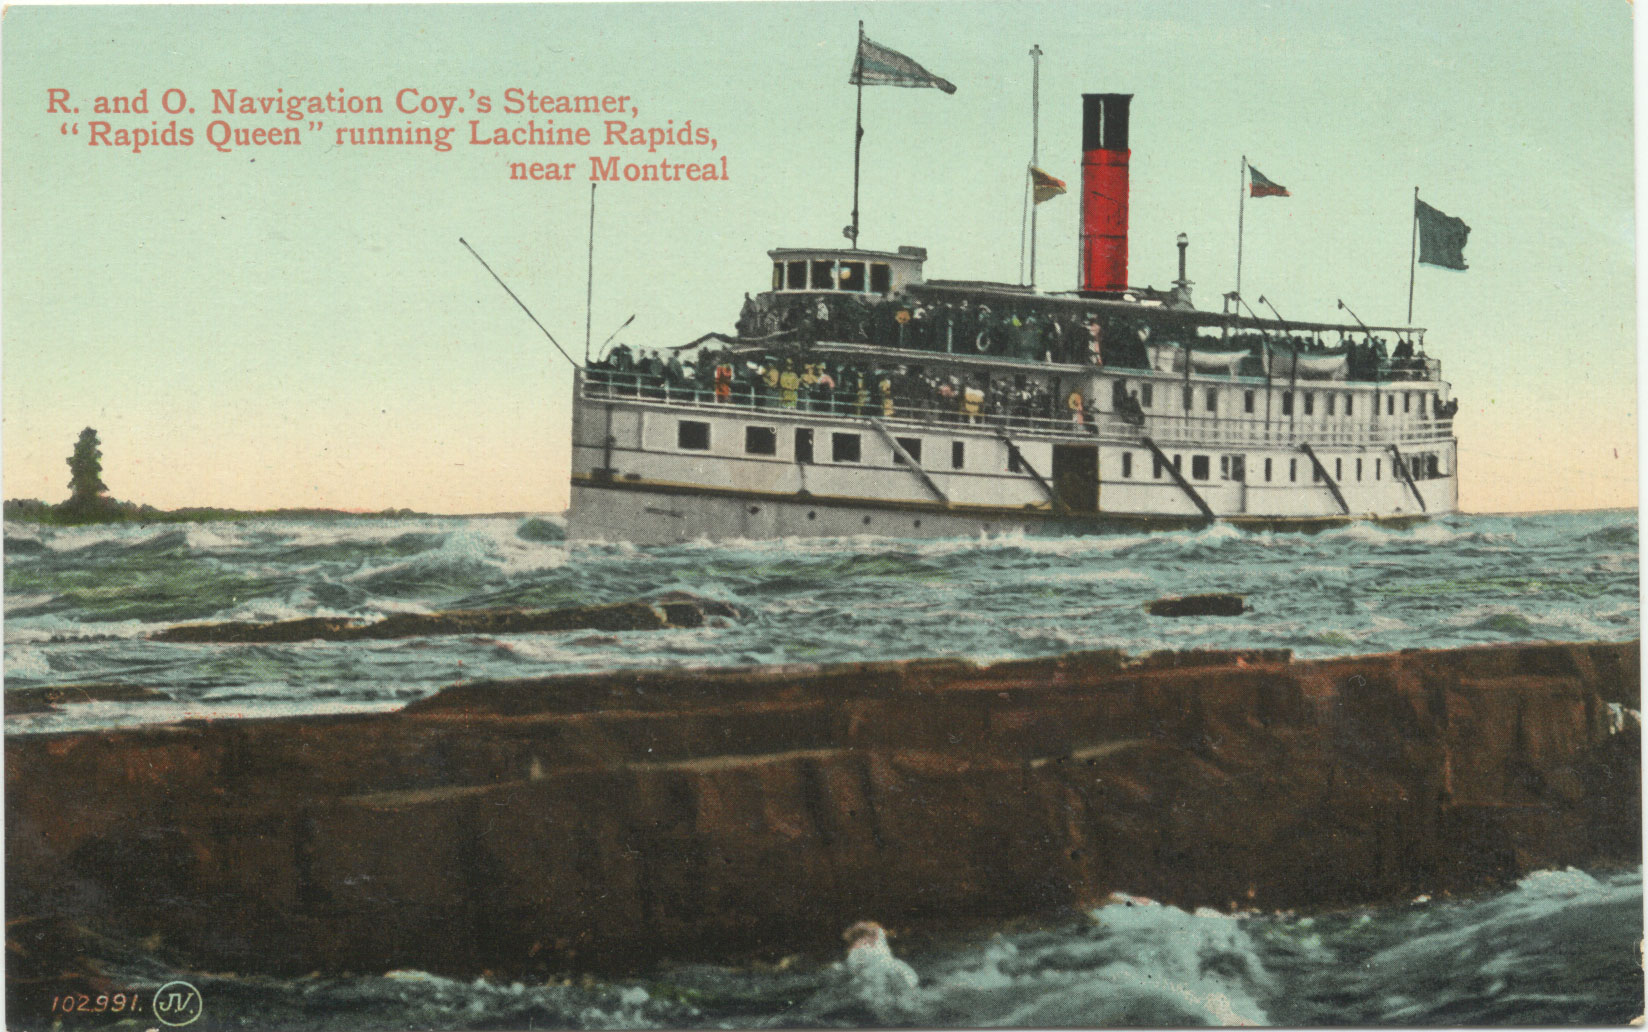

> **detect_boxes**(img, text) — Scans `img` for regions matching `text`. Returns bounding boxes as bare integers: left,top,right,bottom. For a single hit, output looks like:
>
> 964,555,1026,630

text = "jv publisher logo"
152,981,203,1027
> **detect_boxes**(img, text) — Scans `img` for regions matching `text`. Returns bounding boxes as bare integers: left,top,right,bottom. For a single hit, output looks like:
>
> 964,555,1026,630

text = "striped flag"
1249,166,1290,198
850,33,957,94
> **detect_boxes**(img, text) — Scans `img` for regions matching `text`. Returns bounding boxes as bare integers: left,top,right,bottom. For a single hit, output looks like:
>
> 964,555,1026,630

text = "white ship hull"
566,368,1458,545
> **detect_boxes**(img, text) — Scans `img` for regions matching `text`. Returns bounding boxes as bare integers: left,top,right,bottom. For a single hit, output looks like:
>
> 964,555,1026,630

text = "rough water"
56,867,1648,1028
4,509,1641,1027
3,509,1638,735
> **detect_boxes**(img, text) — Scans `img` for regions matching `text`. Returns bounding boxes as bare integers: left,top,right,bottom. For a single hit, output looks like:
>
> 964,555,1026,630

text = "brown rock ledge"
5,640,1638,981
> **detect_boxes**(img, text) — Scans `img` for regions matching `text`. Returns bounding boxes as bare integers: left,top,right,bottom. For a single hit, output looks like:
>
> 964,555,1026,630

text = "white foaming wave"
199,590,369,626
4,643,54,677
31,523,179,553
341,522,567,588
921,895,1273,1027
4,594,56,614
5,614,166,644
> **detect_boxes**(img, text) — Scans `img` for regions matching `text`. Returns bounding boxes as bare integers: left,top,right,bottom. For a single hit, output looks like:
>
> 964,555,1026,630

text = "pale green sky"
3,1,1636,513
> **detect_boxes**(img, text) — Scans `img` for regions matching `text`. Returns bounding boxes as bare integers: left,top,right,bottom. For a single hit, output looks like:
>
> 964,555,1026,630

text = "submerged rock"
5,683,168,715
149,597,737,644
1145,593,1248,617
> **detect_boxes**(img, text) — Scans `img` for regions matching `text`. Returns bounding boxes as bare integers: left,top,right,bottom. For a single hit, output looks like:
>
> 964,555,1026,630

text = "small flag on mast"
850,32,958,93
1249,166,1290,197
1415,199,1470,270
1030,166,1066,204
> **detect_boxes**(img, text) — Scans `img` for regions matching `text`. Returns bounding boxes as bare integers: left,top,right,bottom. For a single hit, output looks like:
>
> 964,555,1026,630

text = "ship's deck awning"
907,280,1426,336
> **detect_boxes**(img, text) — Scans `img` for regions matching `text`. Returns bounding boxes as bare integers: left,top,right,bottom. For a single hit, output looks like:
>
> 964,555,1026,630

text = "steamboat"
567,94,1458,544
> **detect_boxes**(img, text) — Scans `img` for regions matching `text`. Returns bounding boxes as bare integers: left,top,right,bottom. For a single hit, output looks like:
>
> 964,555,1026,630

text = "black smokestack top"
1082,93,1131,152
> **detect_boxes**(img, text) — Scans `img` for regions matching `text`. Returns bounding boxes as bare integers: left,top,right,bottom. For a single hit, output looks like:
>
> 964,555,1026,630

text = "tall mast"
848,21,865,249
1028,44,1043,287
584,182,596,364
1235,155,1247,302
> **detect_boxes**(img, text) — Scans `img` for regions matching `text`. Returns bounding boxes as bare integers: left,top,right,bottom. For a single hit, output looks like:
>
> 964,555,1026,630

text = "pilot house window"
870,263,892,294
786,261,807,289
838,261,866,292
810,260,835,289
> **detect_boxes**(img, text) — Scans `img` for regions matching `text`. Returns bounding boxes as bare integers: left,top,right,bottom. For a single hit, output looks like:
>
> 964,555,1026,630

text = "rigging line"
460,237,581,369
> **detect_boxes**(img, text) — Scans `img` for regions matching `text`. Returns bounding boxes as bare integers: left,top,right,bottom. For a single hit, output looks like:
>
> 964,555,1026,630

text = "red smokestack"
1080,93,1132,293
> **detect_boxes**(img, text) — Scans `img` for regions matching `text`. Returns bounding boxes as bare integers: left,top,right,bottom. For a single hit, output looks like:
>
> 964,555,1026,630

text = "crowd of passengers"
587,341,1457,425
736,291,1148,366
589,345,1123,428
732,291,1434,380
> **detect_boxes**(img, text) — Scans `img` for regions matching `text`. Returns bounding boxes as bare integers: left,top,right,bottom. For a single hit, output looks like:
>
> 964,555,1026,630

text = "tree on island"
55,427,123,522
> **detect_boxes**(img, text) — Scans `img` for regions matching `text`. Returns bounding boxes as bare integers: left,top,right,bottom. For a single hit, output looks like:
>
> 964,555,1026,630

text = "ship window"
772,262,783,291
831,432,861,463
1281,392,1294,416
894,436,923,465
952,441,965,469
1289,458,1298,482
1327,395,1336,416
1264,457,1273,482
1140,385,1154,408
1387,395,1395,415
1173,454,1183,473
1152,455,1164,478
1312,462,1321,482
1008,447,1023,474
1375,458,1382,480
1304,393,1315,416
1122,452,1133,478
677,420,711,451
1182,386,1193,411
786,261,806,289
795,428,814,464
1218,455,1230,479
838,261,866,292
1334,458,1342,481
1191,455,1210,480
745,426,777,456
810,260,835,290
1427,454,1440,478
1244,390,1255,414
1230,456,1246,482
1205,389,1218,413
1356,458,1363,481
871,263,892,294
1404,393,1412,413
1344,393,1353,416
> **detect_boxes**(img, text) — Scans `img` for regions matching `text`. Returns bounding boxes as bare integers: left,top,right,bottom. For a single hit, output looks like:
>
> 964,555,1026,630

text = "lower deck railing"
581,371,1455,450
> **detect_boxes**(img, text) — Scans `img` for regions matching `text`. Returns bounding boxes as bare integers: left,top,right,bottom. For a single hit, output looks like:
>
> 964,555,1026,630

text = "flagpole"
1028,44,1042,288
849,21,865,250
584,182,596,365
1235,155,1247,303
1406,186,1419,324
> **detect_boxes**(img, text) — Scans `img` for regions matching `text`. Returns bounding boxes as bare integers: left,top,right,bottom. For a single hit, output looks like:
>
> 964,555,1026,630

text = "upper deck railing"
581,370,1455,450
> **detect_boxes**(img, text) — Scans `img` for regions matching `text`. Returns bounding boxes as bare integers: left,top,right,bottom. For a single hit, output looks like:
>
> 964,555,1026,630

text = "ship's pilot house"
768,246,928,297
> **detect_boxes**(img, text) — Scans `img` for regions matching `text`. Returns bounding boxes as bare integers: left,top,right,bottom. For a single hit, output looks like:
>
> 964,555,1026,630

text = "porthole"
807,511,817,520
862,516,872,525
748,505,760,515
913,519,922,528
